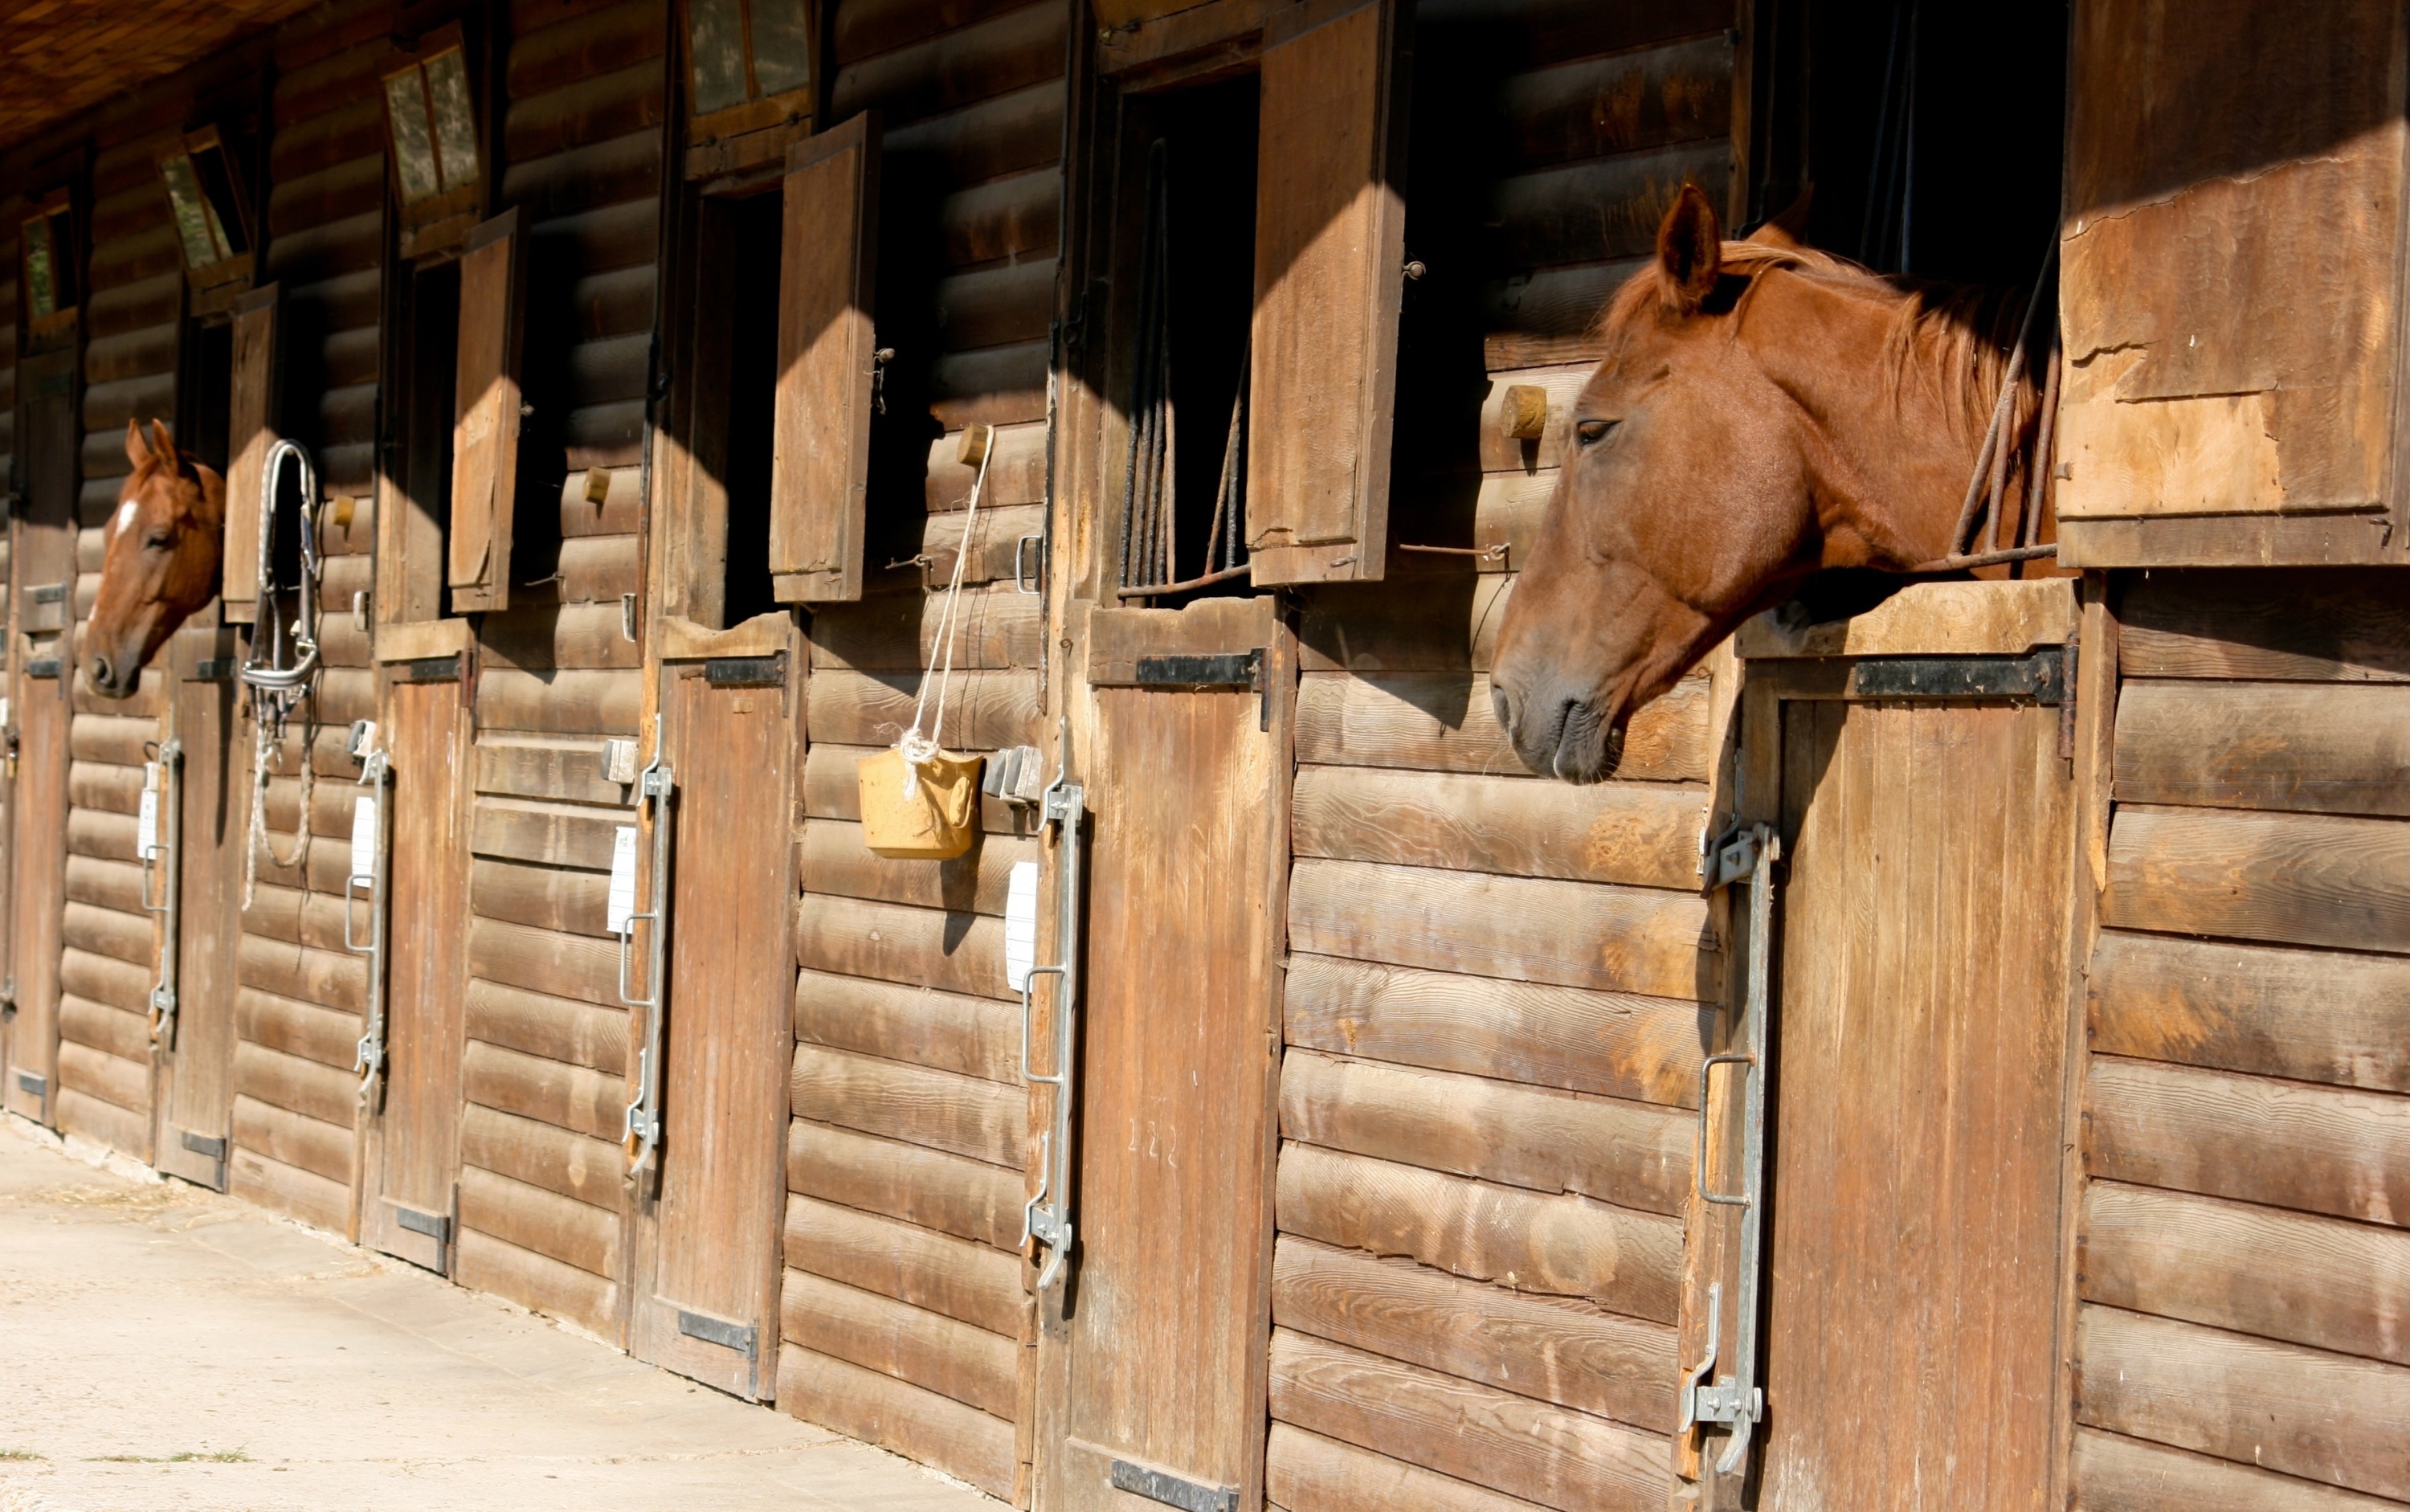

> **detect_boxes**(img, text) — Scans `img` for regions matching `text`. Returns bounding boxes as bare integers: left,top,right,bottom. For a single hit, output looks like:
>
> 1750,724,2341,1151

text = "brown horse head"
1489,185,2046,782
82,419,226,699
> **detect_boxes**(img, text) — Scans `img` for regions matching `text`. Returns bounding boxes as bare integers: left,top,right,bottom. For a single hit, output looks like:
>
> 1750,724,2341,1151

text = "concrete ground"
0,1116,995,1512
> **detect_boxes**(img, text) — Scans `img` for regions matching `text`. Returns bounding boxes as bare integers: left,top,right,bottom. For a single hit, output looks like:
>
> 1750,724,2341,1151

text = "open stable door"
5,347,78,1124
1037,597,1293,1512
1244,0,1409,586
1688,582,2078,1509
769,113,880,604
219,284,276,625
358,655,475,1271
624,622,798,1399
447,210,525,615
151,631,245,1189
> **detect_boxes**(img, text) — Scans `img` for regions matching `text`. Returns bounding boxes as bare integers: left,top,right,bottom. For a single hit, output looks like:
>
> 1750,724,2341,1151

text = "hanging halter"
239,439,324,907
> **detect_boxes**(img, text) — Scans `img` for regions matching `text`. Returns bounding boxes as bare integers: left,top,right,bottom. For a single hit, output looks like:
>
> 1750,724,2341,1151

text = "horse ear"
125,418,151,471
1656,182,1723,313
1750,186,1815,249
148,419,182,475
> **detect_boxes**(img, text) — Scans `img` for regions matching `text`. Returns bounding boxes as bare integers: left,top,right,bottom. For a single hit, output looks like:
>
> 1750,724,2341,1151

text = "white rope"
242,689,313,911
897,436,994,794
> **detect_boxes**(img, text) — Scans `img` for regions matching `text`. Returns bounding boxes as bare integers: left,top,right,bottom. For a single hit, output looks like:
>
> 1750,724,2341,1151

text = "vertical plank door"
1702,587,2077,1510
4,349,79,1125
152,631,246,1189
626,641,798,1400
358,665,475,1270
1040,598,1291,1512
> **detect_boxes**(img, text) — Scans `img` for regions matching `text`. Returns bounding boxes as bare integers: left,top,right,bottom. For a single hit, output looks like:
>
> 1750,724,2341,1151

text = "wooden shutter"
1245,0,1411,585
448,209,526,613
770,112,880,604
221,284,280,624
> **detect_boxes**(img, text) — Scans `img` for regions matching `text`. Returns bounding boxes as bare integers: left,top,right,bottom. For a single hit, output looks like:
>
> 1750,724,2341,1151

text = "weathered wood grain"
799,819,1036,917
783,1192,1026,1338
805,668,1040,751
1277,1142,1679,1321
1265,1422,1559,1512
2087,1056,2410,1228
1272,1236,1675,1431
457,1163,619,1280
467,916,623,1007
463,1040,624,1142
465,979,627,1077
235,987,362,1071
1294,672,1709,782
2082,1180,2410,1367
801,742,1033,836
457,1102,623,1210
794,968,1021,1085
790,1043,1026,1167
1283,954,1703,1108
59,994,148,1062
473,734,629,806
237,935,367,1015
2069,1425,2404,1512
1287,858,1715,1002
56,1039,147,1114
793,894,1012,1003
56,1085,147,1154
227,1120,353,1232
235,1040,358,1131
2118,570,2410,684
776,1344,1016,1502
2076,1305,2410,1502
1281,1049,1688,1216
59,947,149,1016
1293,766,1705,889
1268,1329,1669,1512
807,584,1044,672
780,1268,1019,1418
230,1090,354,1188
786,1118,1022,1248
2088,929,2410,1093
2103,805,2410,954
2114,680,2410,817
469,856,614,938
453,1227,619,1339
469,795,623,871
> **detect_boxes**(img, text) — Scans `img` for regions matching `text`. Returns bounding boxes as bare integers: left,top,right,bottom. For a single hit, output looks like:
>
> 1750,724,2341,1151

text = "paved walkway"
0,1118,995,1512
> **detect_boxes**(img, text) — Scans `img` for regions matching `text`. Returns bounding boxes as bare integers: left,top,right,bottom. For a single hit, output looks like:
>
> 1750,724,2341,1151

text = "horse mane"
1595,238,2040,444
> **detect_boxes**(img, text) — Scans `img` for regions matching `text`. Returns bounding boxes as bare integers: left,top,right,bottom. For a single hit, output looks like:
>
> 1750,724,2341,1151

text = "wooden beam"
780,1268,1019,1418
789,1043,1027,1167
2088,929,2410,1094
1294,672,1709,783
783,1192,1027,1338
2115,680,2410,816
2103,805,2410,954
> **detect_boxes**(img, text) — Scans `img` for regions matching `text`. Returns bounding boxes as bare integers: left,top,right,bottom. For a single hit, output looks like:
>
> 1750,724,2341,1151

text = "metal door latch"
620,716,675,1181
1021,740,1087,1291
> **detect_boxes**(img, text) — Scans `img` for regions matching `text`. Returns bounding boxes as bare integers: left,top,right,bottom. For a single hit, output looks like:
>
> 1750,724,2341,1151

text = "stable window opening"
378,258,460,627
681,187,783,627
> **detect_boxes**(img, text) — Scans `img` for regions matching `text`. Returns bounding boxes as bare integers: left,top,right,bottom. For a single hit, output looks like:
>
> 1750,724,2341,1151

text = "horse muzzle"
82,651,141,701
1491,676,1626,784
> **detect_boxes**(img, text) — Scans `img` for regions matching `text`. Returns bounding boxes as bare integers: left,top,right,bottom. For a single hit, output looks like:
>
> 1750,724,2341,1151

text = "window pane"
23,215,55,318
384,67,443,202
189,144,248,257
423,47,481,191
159,153,222,268
688,0,750,116
748,0,812,100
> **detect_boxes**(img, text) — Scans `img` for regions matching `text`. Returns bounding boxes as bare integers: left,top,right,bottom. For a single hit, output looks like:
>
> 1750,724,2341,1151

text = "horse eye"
145,530,173,550
1576,419,1618,446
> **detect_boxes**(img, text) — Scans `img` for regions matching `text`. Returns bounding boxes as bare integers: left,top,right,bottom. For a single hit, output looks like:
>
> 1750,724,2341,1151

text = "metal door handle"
1693,1052,1757,1207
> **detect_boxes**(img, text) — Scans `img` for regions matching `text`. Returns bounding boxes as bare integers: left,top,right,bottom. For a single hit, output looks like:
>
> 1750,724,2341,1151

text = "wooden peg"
1502,384,1549,441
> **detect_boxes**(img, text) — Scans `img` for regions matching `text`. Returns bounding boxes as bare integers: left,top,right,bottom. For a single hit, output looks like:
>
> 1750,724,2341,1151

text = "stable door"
4,349,79,1125
1693,581,2077,1510
358,658,476,1270
624,631,797,1400
150,629,246,1188
1036,596,1291,1512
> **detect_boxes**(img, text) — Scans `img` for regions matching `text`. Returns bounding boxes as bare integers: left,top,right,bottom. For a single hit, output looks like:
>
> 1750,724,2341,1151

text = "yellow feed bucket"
857,746,983,860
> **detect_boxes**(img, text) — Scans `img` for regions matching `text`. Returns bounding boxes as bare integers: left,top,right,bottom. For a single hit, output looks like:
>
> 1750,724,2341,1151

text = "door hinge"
1109,1458,1239,1512
677,1309,758,1359
392,1204,450,1244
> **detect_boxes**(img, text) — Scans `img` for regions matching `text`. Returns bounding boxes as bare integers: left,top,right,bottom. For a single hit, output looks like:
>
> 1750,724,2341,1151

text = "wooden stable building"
0,0,2404,1509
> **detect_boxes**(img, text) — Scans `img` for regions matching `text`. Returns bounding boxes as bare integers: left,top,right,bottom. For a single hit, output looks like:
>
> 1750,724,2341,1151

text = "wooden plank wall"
447,0,662,1336
778,0,1064,1496
227,0,388,1232
1264,6,1734,1510
0,204,16,648
2071,568,2410,1509
53,101,193,1163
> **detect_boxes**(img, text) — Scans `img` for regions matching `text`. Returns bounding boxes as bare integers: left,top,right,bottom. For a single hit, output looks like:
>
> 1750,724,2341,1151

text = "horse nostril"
90,656,112,687
1490,680,1520,738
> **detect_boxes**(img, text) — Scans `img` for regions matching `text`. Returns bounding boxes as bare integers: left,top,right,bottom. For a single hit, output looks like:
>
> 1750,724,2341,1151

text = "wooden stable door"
626,642,797,1400
360,664,475,1270
4,351,79,1125
1719,588,2077,1511
1040,599,1289,1512
151,631,246,1189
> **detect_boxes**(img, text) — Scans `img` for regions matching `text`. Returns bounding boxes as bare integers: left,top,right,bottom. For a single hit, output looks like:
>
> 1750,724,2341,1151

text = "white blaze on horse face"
114,499,137,539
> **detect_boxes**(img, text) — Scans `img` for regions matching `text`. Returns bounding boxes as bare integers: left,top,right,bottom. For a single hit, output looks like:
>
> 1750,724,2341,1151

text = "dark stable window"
180,318,234,473
1117,74,1259,601
394,258,460,623
22,202,77,321
688,190,782,626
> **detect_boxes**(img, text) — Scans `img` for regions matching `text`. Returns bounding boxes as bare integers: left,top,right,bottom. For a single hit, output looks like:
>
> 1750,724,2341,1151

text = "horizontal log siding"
447,0,665,1331
225,0,394,1231
2081,568,2410,1505
1264,11,1733,1509
775,2,1063,1494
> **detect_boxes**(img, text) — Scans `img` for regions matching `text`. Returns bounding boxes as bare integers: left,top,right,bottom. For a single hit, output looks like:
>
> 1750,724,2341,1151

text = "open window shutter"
1245,0,1411,585
449,209,526,613
221,283,280,623
770,111,880,604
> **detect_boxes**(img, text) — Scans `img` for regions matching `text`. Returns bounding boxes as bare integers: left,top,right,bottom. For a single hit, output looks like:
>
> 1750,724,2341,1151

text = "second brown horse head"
1489,185,2048,782
82,419,226,700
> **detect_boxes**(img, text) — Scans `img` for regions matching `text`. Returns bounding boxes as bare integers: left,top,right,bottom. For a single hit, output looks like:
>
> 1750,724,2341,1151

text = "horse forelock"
1589,239,2036,444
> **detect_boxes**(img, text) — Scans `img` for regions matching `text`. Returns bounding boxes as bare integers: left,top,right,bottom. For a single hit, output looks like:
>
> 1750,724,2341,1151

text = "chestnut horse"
1489,186,2049,783
82,419,227,699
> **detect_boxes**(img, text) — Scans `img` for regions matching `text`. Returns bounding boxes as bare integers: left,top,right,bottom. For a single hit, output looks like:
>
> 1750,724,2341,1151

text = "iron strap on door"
619,712,674,1181
345,725,393,1105
141,739,183,1046
1020,746,1087,1291
1683,821,1779,1474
